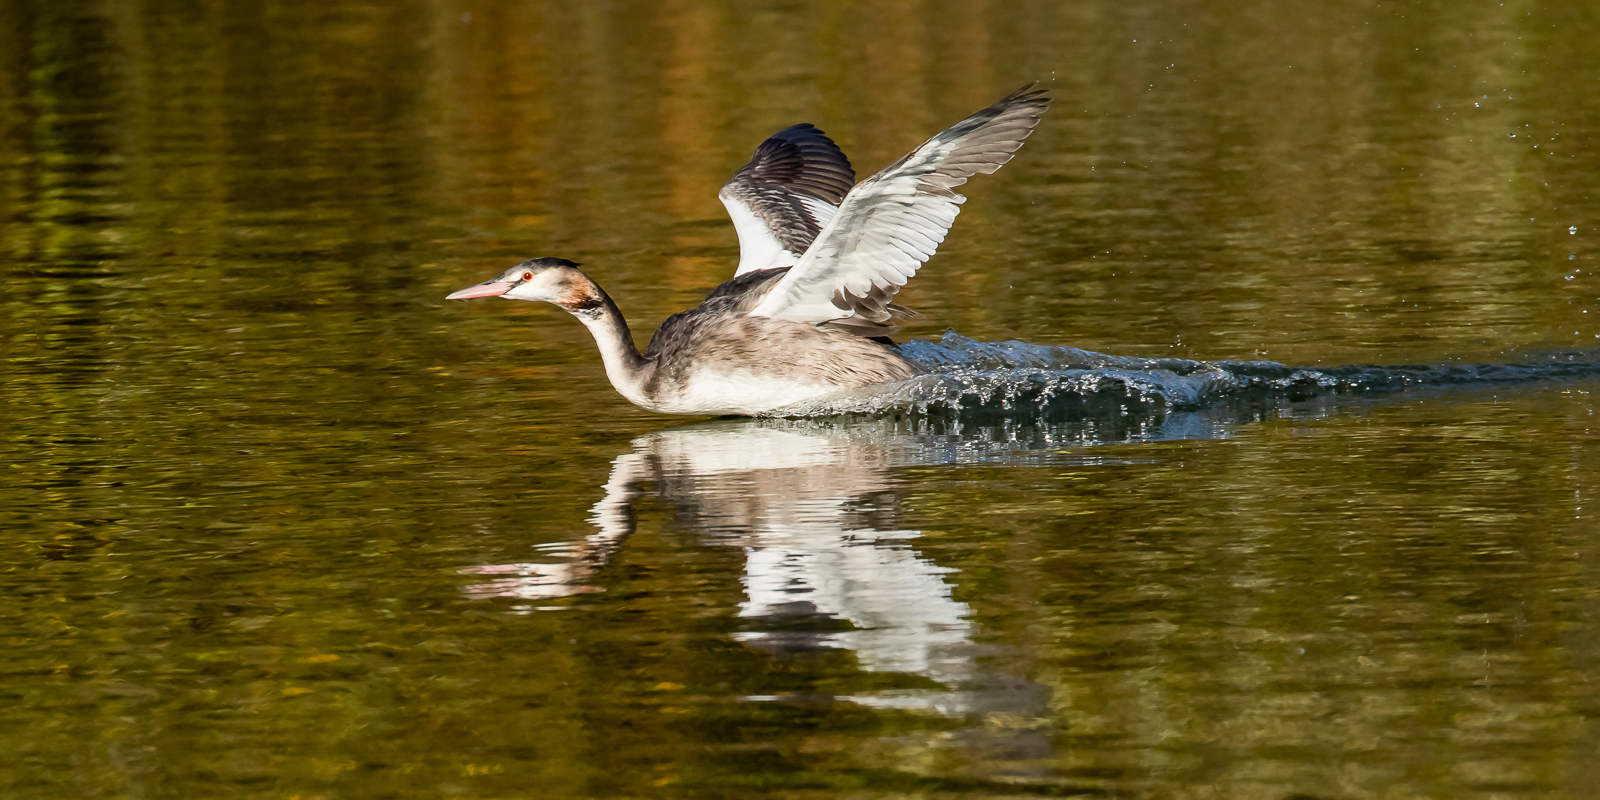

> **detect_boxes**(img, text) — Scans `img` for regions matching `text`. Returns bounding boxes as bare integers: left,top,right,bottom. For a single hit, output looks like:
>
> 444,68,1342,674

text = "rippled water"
784,332,1600,419
4,1,1600,798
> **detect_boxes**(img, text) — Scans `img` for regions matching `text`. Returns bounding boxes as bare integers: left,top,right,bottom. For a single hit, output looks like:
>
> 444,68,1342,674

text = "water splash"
770,332,1600,419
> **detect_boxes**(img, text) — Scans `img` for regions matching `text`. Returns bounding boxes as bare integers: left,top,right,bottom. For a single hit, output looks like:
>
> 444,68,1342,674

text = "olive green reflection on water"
3,1,1600,798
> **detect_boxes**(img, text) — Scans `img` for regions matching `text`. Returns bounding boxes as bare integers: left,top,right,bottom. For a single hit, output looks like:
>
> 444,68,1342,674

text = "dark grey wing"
719,124,856,276
748,84,1049,326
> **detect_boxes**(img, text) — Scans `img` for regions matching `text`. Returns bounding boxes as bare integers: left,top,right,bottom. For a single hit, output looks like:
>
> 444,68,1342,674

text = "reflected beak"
446,279,514,300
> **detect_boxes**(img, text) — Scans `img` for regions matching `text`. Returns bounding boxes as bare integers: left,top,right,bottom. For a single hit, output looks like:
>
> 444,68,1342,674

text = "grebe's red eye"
522,272,533,281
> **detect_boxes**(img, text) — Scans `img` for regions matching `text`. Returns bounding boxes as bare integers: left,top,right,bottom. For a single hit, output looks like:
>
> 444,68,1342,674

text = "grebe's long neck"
563,279,656,407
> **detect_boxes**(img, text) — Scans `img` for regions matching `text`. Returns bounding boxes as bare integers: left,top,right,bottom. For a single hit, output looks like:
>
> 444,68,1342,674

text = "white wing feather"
720,194,841,276
748,85,1050,325
721,194,796,276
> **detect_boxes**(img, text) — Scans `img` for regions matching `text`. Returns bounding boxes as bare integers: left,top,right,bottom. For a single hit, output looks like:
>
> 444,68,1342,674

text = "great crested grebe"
447,84,1050,415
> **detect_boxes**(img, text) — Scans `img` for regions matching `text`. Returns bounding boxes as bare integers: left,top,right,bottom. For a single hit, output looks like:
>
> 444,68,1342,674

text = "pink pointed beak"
446,279,514,300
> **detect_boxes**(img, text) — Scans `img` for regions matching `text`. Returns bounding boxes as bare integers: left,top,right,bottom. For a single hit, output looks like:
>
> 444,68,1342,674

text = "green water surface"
4,1,1600,798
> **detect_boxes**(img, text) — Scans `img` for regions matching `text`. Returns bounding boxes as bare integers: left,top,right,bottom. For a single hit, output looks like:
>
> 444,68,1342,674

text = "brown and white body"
447,84,1050,416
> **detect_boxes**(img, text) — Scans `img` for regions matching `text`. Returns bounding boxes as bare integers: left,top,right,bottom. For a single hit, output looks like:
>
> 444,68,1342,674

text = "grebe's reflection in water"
458,419,1072,721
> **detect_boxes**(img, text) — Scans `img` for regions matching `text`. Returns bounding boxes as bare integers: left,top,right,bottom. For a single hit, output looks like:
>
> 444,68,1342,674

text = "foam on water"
770,332,1600,419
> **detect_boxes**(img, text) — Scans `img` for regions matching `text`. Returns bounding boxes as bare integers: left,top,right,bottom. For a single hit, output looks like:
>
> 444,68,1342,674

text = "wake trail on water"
770,332,1600,420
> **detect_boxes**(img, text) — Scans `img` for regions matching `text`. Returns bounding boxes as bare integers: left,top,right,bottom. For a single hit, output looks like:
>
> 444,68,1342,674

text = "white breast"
647,370,842,416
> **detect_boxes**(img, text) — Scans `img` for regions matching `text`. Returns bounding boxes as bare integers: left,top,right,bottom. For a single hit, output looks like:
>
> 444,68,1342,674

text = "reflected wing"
747,84,1049,325
719,124,856,276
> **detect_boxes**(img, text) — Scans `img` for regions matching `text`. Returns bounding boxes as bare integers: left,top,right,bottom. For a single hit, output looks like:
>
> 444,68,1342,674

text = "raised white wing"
747,84,1049,325
719,124,855,276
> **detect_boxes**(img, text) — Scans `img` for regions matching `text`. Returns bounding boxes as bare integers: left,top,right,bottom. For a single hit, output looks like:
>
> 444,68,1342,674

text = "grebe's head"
446,258,604,313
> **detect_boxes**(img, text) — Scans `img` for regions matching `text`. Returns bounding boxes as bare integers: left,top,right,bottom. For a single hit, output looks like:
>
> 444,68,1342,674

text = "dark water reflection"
4,1,1600,798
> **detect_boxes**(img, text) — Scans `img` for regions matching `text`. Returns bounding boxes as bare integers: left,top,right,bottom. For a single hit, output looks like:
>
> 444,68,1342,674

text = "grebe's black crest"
514,256,581,271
